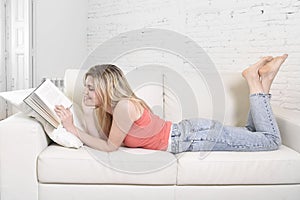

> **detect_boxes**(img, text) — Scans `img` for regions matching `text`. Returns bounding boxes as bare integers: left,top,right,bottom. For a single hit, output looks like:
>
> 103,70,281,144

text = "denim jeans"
169,93,282,154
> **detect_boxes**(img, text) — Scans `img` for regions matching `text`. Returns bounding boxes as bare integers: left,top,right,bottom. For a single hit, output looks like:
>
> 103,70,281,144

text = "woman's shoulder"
114,99,144,121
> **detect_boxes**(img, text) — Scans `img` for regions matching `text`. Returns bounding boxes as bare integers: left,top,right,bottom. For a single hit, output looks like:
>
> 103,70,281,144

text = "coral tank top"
123,109,172,150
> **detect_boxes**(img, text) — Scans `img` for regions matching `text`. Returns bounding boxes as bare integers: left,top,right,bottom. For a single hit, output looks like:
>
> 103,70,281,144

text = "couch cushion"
176,145,300,185
37,144,177,185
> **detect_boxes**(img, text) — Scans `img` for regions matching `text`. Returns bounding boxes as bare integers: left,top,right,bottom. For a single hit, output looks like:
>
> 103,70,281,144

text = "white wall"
0,0,5,92
0,0,6,119
34,0,88,85
87,0,300,113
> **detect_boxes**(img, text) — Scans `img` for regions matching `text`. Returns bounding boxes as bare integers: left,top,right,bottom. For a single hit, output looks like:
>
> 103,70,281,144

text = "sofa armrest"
0,113,50,200
273,107,300,153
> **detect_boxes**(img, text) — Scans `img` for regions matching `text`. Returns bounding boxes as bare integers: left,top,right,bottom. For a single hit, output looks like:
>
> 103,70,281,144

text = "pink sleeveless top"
123,109,172,150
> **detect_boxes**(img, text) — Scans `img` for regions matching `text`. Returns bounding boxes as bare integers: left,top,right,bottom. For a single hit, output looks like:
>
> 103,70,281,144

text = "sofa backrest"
64,69,249,126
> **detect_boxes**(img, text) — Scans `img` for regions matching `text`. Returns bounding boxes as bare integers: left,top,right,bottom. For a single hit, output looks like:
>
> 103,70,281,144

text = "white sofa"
1,69,300,200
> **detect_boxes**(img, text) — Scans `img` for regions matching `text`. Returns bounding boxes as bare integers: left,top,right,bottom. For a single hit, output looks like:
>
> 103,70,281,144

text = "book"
23,79,73,128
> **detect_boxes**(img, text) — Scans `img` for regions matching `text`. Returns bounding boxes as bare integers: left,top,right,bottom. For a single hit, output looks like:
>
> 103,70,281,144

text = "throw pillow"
0,88,35,115
0,89,84,148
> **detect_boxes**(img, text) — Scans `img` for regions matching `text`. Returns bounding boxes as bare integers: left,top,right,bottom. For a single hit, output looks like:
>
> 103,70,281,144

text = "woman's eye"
88,87,95,91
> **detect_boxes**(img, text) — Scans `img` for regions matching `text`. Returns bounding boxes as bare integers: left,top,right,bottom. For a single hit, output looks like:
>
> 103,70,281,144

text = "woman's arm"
55,99,141,152
81,99,107,140
83,108,107,140
82,113,106,139
70,127,119,152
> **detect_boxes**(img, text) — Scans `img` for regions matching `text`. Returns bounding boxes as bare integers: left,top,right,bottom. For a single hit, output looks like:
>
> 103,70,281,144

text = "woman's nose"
83,87,88,95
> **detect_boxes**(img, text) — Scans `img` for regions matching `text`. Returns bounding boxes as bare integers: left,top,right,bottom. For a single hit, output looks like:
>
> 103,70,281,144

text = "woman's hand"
54,105,76,134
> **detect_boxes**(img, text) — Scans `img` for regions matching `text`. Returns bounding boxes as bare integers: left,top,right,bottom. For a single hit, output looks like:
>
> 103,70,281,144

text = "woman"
55,54,288,153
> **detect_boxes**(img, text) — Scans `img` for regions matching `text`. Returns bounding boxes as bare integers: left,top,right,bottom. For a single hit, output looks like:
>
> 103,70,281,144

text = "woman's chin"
84,99,94,106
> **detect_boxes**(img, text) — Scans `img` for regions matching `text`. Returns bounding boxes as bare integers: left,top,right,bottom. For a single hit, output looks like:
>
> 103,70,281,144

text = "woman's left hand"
54,105,75,133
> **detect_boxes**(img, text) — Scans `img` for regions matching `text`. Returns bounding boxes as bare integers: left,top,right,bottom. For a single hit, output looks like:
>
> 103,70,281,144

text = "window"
0,0,33,119
9,0,32,90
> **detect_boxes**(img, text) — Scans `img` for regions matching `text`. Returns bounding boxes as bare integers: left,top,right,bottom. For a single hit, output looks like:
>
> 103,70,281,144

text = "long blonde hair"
84,64,151,136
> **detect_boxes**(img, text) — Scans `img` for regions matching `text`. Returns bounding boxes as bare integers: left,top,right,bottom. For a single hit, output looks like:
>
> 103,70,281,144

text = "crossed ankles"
242,54,288,94
258,54,288,93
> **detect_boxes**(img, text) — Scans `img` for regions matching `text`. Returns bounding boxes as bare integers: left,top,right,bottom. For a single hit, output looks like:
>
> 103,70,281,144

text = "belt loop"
171,123,180,153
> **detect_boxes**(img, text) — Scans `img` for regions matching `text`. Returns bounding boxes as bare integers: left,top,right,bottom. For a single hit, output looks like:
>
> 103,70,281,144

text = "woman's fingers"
54,105,74,131
55,105,65,110
55,105,68,113
54,105,69,119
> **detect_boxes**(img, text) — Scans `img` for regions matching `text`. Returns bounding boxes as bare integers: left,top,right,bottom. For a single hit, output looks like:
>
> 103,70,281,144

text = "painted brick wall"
87,0,300,113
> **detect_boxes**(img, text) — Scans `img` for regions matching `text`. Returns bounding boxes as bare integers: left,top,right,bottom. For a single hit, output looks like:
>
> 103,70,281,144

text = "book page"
34,79,73,116
25,95,59,128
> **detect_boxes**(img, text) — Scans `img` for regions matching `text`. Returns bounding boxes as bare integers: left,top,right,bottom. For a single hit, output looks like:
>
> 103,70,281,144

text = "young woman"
54,54,288,153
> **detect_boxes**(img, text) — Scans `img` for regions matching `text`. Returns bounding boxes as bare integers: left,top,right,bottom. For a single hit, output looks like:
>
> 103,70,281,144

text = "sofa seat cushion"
37,144,177,185
176,145,300,185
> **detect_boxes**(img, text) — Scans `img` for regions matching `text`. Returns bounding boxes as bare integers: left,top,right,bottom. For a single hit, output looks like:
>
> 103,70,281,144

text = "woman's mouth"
84,96,91,101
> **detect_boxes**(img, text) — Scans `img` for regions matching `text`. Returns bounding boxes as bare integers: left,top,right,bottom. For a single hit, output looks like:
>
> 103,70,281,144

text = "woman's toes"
256,56,273,67
242,56,272,80
282,54,288,59
278,54,288,64
259,54,288,79
264,56,273,62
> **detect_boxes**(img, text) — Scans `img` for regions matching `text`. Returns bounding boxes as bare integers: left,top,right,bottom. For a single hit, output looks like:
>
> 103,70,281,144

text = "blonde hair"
84,64,151,136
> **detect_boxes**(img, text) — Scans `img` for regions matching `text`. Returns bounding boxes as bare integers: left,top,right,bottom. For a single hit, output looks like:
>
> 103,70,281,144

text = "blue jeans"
169,93,282,153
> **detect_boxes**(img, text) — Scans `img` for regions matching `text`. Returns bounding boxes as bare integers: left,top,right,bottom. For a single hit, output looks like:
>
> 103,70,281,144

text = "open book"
23,79,73,128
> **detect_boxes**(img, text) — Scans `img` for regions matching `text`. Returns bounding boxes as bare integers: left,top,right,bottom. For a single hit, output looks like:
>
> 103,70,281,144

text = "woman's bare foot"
242,56,273,94
242,56,273,80
259,54,288,94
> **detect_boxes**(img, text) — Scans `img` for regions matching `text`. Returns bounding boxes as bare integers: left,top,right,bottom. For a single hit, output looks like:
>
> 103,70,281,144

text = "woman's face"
83,75,100,107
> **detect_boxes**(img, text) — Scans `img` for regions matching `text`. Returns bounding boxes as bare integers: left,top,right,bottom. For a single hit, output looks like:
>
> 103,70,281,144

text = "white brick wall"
87,0,300,113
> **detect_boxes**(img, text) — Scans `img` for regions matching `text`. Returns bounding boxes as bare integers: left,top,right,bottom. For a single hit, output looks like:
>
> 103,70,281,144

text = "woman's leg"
241,56,272,94
170,94,282,153
244,54,288,132
236,56,272,133
259,54,288,94
245,54,288,131
244,54,288,147
170,116,280,153
169,55,287,153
